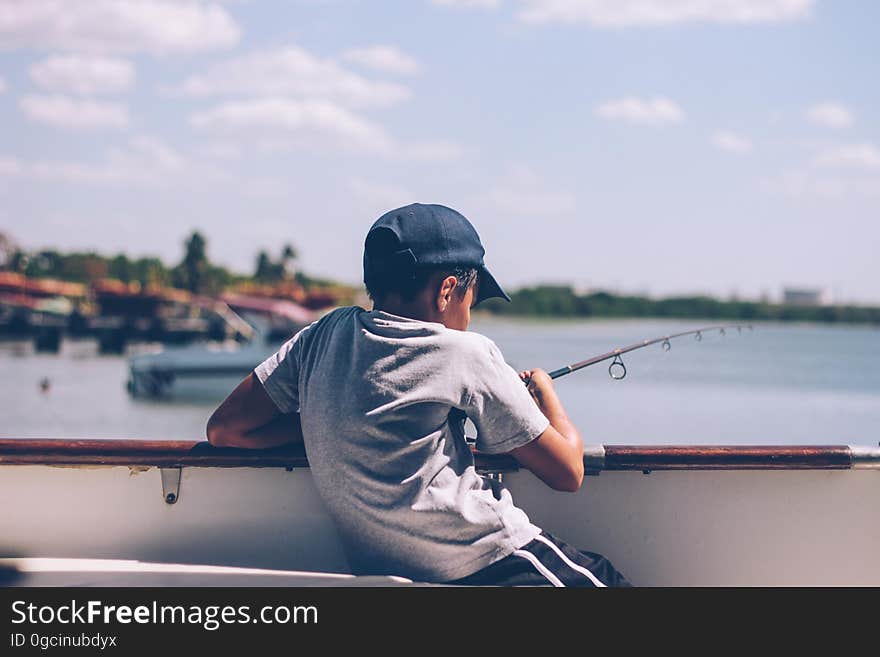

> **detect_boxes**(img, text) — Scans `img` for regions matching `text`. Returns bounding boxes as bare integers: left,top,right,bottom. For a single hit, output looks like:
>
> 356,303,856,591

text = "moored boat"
126,296,318,399
126,338,277,399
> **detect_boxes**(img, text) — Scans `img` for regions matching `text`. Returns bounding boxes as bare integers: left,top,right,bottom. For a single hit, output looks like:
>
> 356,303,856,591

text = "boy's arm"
206,373,304,449
465,339,584,492
508,368,584,492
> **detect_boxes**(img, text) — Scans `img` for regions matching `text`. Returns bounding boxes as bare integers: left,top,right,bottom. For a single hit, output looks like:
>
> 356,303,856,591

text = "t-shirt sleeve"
253,323,314,414
464,337,551,454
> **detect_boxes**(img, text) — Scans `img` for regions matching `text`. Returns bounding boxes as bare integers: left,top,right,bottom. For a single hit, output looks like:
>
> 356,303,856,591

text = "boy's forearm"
222,413,304,449
532,390,583,453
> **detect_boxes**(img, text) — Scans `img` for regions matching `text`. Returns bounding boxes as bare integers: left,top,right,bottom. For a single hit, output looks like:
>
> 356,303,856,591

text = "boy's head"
363,203,509,331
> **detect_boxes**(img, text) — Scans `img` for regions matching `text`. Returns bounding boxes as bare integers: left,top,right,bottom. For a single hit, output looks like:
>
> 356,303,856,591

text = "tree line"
479,285,880,324
0,230,318,297
2,231,877,324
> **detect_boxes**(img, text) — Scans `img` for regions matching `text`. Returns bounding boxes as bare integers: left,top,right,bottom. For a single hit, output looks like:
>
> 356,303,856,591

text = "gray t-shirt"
254,305,549,582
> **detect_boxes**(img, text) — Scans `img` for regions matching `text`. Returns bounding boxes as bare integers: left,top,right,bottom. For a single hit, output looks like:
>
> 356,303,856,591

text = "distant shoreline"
477,286,880,326
471,312,880,330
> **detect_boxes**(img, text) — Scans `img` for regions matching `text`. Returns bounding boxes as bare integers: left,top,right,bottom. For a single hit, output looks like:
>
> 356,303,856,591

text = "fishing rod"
543,324,753,382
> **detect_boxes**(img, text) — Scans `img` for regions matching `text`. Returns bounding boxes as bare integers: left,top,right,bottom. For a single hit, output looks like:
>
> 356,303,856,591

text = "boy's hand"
518,368,555,406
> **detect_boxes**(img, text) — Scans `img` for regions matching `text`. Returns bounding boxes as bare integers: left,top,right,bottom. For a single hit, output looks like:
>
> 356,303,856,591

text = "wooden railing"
1,439,876,471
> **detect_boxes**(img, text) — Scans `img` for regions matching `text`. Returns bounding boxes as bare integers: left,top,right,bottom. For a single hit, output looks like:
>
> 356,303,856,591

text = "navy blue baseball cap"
363,203,510,305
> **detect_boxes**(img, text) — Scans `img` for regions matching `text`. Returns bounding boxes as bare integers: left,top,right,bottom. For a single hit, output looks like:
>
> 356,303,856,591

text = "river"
2,316,878,446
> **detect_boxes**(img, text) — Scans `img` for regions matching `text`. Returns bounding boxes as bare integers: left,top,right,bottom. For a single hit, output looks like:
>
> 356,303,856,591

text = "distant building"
782,287,826,306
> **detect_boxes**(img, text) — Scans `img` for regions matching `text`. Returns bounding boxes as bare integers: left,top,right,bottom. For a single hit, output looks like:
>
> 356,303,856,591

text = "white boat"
127,296,317,400
126,337,276,399
1,439,878,586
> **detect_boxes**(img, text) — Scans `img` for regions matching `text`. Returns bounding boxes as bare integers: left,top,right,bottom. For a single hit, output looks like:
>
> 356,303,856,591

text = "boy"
207,203,630,586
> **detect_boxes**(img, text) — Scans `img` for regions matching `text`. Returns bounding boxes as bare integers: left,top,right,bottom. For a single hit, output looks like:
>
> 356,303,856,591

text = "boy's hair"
365,266,479,303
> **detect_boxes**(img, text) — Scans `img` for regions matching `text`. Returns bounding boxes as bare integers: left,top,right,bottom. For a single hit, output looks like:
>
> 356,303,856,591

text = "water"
1,318,878,445
473,317,880,446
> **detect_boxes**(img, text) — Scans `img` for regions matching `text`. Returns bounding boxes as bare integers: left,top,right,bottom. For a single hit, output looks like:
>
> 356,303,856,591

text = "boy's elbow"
205,425,223,447
555,473,584,493
206,414,232,447
553,460,584,493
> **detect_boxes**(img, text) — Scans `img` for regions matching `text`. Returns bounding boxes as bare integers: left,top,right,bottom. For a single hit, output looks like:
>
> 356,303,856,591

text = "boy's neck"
373,302,434,324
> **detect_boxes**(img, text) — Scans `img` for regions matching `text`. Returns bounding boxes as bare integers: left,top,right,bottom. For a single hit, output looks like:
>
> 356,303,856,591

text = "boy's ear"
436,274,457,312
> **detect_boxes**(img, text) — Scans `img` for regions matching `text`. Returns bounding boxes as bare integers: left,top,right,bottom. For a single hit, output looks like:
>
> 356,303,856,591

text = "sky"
0,0,878,304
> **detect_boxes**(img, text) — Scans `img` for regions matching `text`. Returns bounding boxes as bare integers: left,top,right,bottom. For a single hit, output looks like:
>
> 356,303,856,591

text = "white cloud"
0,156,22,175
0,0,240,54
190,98,464,160
766,141,880,200
813,144,880,170
595,97,683,125
0,135,185,185
120,135,184,172
340,46,420,76
516,0,813,26
198,142,243,161
768,169,880,200
711,131,753,155
19,95,129,129
404,140,466,161
190,98,395,154
431,0,502,8
25,161,130,185
29,54,135,95
478,164,576,216
169,45,410,109
806,102,853,129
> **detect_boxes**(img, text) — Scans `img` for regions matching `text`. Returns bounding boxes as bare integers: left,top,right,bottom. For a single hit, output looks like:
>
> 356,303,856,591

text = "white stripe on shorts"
534,534,607,587
512,549,565,587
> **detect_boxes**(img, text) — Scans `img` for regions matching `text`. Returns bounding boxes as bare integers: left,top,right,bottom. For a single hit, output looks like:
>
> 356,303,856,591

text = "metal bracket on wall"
160,467,182,505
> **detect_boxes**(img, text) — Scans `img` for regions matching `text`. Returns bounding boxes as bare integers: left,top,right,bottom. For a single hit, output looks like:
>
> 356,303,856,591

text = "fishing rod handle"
523,367,570,388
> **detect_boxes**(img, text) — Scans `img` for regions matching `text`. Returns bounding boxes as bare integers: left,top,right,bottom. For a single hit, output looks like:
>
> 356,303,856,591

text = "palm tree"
0,231,17,270
281,243,298,279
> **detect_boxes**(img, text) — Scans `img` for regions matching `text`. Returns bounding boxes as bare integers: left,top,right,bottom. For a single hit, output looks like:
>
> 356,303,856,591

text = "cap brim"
475,266,511,305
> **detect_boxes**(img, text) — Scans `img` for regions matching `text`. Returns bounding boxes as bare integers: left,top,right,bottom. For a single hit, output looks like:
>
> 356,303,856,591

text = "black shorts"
447,531,632,587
